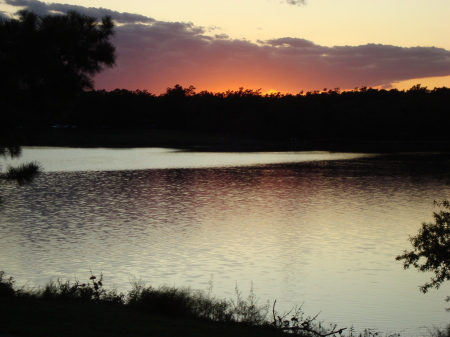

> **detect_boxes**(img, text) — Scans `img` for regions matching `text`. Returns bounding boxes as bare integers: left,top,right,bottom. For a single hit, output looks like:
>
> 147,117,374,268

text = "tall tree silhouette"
0,9,116,193
0,9,116,124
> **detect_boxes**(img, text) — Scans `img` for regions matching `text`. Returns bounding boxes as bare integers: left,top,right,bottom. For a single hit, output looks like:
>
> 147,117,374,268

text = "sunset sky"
1,0,449,94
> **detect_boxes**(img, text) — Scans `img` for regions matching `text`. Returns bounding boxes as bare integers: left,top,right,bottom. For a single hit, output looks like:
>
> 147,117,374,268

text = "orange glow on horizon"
263,89,282,95
97,69,450,96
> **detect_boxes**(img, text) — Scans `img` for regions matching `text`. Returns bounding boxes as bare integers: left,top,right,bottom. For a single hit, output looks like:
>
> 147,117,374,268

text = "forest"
16,84,450,146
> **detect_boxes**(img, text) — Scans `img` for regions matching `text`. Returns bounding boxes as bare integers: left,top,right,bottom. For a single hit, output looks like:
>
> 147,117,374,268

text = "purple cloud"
4,0,155,24
4,0,450,93
99,22,450,93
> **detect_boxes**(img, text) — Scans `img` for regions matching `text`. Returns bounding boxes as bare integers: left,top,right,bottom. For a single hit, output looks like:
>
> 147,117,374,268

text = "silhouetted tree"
0,9,116,125
0,9,116,198
396,200,450,301
164,84,196,99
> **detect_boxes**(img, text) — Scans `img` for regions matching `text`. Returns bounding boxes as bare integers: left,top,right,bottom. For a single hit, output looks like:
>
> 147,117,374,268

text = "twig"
281,326,347,336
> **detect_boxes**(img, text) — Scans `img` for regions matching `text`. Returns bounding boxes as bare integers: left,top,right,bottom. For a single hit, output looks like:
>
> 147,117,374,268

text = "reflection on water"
1,148,450,335
5,147,373,172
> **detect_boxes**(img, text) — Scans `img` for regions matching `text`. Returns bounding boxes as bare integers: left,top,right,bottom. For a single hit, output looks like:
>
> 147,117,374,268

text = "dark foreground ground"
0,297,284,337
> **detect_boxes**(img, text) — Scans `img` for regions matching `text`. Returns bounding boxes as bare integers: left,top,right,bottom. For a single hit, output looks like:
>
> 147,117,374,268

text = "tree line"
42,84,450,143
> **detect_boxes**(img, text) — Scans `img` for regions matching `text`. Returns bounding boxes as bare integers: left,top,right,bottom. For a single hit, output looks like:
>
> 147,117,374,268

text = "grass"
1,271,435,337
0,271,284,337
1,297,283,337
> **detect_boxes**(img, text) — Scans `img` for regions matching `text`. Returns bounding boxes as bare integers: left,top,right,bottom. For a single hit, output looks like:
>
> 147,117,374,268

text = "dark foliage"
0,136,41,189
0,145,21,159
396,200,450,295
40,272,124,305
0,9,116,127
4,162,41,185
0,271,16,298
58,84,450,145
0,271,351,336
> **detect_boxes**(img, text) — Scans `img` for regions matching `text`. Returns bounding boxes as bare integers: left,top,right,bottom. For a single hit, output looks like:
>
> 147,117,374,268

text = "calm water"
1,147,450,335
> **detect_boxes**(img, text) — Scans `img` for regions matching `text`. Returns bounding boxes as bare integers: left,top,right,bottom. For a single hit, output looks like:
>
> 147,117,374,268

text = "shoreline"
20,127,450,153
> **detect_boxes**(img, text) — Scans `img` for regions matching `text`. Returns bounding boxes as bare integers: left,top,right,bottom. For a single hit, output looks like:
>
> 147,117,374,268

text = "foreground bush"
40,272,124,305
126,280,268,325
417,325,450,337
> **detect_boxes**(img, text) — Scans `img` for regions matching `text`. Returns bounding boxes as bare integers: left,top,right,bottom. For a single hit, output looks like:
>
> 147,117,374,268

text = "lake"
1,147,450,335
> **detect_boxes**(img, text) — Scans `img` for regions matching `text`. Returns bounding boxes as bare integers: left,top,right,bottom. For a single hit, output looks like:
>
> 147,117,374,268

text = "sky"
1,0,449,94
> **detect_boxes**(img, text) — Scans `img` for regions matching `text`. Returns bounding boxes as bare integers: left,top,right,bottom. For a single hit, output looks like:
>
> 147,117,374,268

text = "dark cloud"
4,0,450,93
4,0,155,24
284,0,307,6
214,34,230,40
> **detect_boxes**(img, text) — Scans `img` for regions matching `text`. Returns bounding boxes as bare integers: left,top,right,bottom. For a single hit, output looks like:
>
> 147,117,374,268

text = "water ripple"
1,150,450,335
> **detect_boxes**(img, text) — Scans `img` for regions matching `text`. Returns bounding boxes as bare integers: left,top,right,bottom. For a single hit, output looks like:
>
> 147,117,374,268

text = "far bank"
19,127,450,153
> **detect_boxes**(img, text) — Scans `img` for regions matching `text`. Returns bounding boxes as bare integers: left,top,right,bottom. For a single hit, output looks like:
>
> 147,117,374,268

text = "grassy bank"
0,271,351,337
0,271,278,337
1,297,283,337
2,271,449,337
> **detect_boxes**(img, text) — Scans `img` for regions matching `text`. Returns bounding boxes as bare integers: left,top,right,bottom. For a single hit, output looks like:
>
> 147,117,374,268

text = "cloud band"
3,0,450,93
